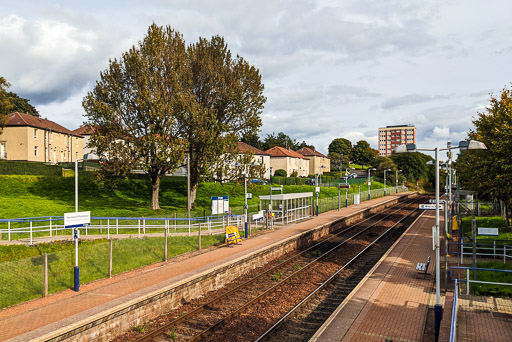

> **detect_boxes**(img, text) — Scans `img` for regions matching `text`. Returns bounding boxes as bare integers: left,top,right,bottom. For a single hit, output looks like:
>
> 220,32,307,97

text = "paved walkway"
0,193,410,342
311,210,436,341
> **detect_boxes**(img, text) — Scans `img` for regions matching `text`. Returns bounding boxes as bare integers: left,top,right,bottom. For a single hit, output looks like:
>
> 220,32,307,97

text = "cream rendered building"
0,112,83,163
265,146,309,177
296,147,330,176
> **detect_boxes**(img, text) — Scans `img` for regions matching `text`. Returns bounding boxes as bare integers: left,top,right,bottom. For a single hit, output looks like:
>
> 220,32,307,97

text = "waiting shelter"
259,192,313,225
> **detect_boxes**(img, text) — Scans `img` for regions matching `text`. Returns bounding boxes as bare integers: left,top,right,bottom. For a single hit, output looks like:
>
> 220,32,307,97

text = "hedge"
0,161,62,176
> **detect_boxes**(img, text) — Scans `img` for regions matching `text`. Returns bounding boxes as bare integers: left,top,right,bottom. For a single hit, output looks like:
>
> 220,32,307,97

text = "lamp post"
315,165,326,216
395,169,402,193
383,169,391,196
367,168,376,200
74,158,85,292
236,161,258,238
393,140,486,342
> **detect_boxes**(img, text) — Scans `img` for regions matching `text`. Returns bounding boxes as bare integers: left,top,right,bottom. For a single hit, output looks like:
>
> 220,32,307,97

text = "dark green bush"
0,161,62,176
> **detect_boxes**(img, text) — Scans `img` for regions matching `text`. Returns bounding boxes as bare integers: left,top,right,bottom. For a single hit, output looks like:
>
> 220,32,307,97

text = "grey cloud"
381,94,449,110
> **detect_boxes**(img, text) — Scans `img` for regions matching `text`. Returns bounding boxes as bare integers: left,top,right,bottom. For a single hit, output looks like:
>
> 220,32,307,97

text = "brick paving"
0,193,409,341
312,210,436,342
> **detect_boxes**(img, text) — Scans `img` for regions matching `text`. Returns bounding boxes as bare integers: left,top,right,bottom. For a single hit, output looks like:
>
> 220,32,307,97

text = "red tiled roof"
6,112,82,137
72,125,96,136
265,146,308,159
237,142,269,155
296,147,329,158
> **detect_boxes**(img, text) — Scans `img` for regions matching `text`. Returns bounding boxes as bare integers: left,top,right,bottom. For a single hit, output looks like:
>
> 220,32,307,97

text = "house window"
34,129,38,139
75,138,78,147
0,142,6,159
34,146,38,157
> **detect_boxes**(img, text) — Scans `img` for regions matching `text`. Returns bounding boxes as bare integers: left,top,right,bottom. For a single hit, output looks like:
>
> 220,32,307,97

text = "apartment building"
378,124,416,156
0,112,83,163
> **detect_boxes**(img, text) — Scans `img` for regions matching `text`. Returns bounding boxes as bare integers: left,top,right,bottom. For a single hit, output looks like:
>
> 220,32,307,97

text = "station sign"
428,199,445,204
339,184,350,189
64,211,91,228
478,227,499,236
419,204,443,210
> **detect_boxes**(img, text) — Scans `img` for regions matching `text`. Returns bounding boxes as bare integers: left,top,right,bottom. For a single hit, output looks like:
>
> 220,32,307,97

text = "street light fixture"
383,169,391,196
367,167,376,200
393,139,486,342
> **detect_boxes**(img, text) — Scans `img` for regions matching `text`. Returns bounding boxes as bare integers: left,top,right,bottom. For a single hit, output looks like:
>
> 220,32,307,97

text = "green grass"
461,216,509,240
0,234,224,309
470,261,512,297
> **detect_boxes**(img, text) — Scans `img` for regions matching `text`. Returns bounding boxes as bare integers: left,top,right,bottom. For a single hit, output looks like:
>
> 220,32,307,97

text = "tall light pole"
367,167,376,200
383,169,391,196
395,169,402,193
393,140,487,342
236,161,258,238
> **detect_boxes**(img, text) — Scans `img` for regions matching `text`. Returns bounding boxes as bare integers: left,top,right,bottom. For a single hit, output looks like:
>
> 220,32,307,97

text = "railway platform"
0,192,413,342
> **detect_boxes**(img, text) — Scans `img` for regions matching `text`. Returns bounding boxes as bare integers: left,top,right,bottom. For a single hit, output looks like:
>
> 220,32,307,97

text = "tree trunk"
190,182,199,208
150,172,162,210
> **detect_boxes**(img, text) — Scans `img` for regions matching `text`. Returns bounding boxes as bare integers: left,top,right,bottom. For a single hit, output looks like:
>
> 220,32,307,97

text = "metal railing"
449,279,460,342
450,266,512,295
450,239,512,263
0,215,247,244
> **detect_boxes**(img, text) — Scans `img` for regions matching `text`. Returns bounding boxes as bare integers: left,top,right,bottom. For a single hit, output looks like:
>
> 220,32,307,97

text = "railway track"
123,195,426,342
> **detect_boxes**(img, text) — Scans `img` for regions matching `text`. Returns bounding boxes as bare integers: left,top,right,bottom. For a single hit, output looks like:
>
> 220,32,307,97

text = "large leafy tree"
390,151,434,187
456,85,512,221
351,140,376,167
262,132,308,150
5,92,39,117
83,24,189,210
0,77,13,133
328,138,352,169
182,35,266,206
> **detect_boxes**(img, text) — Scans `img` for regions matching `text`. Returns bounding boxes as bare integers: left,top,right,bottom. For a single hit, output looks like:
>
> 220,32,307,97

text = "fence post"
43,253,48,298
138,219,140,238
467,269,470,295
188,218,191,237
30,221,33,245
174,212,177,231
198,223,201,251
460,238,464,264
505,245,507,264
8,221,11,241
107,219,110,240
116,219,119,235
164,229,168,262
143,218,146,235
49,217,52,237
109,239,113,278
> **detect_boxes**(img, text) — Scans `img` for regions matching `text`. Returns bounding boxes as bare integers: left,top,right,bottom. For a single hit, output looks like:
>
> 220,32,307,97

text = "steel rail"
134,196,420,342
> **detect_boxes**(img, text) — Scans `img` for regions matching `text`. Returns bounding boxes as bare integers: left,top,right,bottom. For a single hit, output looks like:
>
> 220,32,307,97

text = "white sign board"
211,196,229,215
478,227,499,236
64,211,91,228
252,210,264,221
419,204,443,210
428,199,445,204
367,181,371,186
246,193,252,199
315,186,320,193
353,194,360,205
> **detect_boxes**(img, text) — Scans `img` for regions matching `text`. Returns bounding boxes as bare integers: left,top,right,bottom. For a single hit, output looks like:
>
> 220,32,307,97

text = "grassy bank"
0,175,383,219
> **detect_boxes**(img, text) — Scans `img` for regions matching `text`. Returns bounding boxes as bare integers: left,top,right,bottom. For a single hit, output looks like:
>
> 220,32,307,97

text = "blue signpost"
64,211,91,292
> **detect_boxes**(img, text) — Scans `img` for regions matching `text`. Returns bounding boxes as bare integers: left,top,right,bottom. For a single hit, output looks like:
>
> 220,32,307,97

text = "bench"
416,256,431,278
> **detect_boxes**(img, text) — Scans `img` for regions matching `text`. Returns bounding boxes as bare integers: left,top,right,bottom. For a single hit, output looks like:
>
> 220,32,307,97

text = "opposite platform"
311,210,436,341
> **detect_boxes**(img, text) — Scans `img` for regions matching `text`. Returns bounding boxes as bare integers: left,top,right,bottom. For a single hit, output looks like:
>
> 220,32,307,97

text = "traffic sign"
419,204,443,210
64,211,91,228
73,229,80,240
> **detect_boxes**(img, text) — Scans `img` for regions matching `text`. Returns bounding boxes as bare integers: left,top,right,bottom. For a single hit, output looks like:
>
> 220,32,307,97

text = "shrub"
0,161,62,176
274,169,287,177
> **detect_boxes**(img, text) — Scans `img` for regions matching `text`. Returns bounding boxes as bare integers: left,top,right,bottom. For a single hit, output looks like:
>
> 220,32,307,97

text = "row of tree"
328,138,378,169
83,24,266,210
456,85,512,223
0,76,40,133
242,131,312,151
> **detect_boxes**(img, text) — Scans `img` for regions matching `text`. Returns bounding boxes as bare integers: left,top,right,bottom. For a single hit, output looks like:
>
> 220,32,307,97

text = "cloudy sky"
1,0,511,154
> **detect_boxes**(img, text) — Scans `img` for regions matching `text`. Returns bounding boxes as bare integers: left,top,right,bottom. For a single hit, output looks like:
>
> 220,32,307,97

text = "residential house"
296,147,331,175
72,125,98,160
0,112,83,163
265,146,309,177
233,142,271,179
